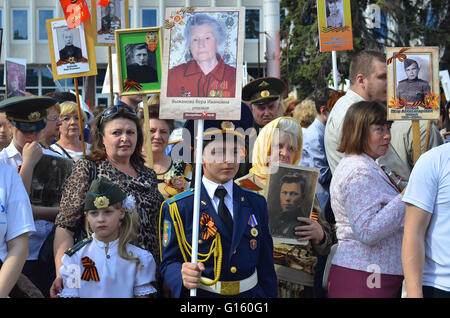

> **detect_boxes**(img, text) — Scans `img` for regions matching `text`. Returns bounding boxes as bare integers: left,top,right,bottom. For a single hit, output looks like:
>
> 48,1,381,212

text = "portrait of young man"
396,57,431,104
125,43,158,83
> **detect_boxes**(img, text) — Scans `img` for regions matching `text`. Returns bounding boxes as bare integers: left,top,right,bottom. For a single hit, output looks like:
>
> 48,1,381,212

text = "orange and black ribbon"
387,48,408,65
81,257,100,282
200,213,217,240
124,78,143,92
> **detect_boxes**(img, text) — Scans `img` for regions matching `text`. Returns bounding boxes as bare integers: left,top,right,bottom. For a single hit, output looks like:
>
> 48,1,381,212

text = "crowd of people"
1,48,450,299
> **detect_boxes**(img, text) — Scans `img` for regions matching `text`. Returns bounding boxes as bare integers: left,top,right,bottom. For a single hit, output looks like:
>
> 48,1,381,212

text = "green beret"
0,96,58,132
242,77,286,105
84,177,127,211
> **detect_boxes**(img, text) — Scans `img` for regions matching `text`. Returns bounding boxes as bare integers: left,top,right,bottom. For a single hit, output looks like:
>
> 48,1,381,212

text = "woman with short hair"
327,101,406,298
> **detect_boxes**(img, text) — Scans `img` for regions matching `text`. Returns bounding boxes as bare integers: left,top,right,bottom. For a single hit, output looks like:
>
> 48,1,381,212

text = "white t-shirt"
0,142,61,260
402,142,450,291
59,235,157,298
50,143,91,162
0,163,36,262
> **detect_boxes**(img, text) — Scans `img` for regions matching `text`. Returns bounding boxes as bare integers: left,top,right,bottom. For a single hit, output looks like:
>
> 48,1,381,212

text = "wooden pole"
108,46,114,105
412,120,421,165
142,95,153,168
74,78,86,157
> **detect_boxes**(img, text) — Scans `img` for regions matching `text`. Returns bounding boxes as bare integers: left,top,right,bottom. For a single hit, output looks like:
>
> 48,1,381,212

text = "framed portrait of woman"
91,0,129,46
115,27,163,95
160,7,245,121
46,17,97,80
387,46,440,121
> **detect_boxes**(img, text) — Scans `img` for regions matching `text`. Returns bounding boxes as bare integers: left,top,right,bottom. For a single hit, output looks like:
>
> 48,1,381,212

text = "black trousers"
423,285,450,298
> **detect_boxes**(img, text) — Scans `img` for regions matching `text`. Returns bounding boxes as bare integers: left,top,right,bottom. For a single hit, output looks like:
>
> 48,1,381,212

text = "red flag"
59,0,91,29
97,0,111,7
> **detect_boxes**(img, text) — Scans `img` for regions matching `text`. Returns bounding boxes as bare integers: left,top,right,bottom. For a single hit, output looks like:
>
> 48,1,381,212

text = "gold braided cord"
168,202,223,286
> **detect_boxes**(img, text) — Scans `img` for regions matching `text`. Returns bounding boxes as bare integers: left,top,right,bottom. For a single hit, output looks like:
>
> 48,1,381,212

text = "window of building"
39,9,54,41
0,10,3,28
142,9,157,27
245,9,260,40
12,10,28,40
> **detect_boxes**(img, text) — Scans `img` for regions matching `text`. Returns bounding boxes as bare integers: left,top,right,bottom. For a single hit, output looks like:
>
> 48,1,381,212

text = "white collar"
202,175,234,202
92,234,120,251
4,141,21,159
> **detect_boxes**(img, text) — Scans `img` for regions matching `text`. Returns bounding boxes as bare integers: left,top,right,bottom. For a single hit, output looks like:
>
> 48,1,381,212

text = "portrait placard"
92,0,129,46
30,155,74,207
115,27,162,95
317,0,353,52
5,58,27,98
159,7,245,120
387,47,440,120
265,163,319,246
46,17,98,80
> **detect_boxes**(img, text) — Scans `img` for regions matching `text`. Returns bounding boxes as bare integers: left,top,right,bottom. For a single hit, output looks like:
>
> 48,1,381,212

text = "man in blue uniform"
159,108,277,298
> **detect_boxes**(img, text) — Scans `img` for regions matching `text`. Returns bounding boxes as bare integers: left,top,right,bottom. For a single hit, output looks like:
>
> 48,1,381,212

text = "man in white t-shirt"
402,142,450,298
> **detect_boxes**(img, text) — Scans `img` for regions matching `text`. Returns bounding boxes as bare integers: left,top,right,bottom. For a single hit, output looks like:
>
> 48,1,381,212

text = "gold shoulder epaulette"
65,236,93,257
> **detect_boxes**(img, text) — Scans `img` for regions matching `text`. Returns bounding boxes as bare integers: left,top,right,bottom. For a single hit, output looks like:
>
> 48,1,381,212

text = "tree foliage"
280,0,450,100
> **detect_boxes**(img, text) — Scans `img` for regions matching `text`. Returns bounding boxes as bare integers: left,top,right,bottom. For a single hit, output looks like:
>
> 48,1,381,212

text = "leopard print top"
55,158,164,264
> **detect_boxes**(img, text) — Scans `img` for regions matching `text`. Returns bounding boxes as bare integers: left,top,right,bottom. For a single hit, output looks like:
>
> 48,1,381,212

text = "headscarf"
249,116,303,179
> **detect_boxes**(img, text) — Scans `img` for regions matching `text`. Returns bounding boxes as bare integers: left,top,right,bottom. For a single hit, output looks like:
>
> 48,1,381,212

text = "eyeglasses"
99,105,137,126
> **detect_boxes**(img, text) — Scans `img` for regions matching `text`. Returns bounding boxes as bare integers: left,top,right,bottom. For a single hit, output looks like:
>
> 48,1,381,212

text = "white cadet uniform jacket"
59,235,157,298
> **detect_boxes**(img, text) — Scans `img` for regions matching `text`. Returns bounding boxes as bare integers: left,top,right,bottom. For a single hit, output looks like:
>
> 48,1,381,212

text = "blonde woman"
236,116,333,298
50,101,90,161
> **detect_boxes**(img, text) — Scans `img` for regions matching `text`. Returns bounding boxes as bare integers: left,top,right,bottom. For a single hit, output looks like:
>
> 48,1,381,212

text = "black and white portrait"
396,55,431,104
5,58,26,98
51,19,90,76
96,0,127,45
266,164,319,245
325,0,345,27
125,43,158,83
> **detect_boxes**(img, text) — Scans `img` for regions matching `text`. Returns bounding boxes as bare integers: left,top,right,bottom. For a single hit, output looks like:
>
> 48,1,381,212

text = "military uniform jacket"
397,78,431,103
160,182,277,298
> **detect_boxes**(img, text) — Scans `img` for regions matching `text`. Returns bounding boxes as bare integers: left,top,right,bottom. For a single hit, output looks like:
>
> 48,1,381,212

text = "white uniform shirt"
0,141,61,260
0,163,36,262
59,235,157,298
202,176,234,219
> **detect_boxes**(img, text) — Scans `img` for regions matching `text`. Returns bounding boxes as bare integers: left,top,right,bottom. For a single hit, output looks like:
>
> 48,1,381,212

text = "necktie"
215,187,233,234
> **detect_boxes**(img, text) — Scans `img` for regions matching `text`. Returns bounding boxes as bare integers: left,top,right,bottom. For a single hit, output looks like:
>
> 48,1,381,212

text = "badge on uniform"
248,214,258,237
250,239,257,250
163,220,171,247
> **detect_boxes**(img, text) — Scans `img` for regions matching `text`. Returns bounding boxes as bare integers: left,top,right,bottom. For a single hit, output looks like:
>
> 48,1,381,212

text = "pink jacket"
330,153,405,275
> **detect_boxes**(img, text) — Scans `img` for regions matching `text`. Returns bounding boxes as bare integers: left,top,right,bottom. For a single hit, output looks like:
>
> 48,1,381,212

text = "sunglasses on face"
99,105,137,126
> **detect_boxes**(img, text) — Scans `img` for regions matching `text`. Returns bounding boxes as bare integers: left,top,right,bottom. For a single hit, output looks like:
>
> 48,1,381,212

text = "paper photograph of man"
5,59,26,98
51,19,90,76
396,56,431,104
325,0,344,27
266,164,319,245
125,43,158,83
94,0,128,45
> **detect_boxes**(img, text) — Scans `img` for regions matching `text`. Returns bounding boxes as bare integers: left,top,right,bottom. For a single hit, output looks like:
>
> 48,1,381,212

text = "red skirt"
328,264,403,298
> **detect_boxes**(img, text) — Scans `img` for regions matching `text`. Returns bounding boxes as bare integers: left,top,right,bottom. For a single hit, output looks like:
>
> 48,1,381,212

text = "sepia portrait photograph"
92,0,129,46
115,27,162,95
387,46,440,120
160,7,245,120
46,17,98,80
30,155,74,207
5,58,26,98
265,163,319,245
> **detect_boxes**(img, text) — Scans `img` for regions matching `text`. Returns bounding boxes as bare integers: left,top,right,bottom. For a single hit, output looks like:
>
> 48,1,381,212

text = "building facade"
0,0,278,106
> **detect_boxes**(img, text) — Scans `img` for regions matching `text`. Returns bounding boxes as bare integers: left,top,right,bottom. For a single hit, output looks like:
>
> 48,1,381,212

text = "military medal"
250,239,257,250
248,214,259,237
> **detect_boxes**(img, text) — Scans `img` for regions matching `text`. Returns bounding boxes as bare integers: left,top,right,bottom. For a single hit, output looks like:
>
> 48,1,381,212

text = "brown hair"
349,50,385,85
337,101,389,155
87,106,145,168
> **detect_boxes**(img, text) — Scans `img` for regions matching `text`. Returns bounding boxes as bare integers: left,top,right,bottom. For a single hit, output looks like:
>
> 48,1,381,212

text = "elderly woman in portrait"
235,116,333,298
50,105,164,297
327,101,405,298
167,13,236,98
50,101,90,161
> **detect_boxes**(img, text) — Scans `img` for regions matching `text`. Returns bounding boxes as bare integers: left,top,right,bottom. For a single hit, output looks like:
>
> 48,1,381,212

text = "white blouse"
59,235,156,298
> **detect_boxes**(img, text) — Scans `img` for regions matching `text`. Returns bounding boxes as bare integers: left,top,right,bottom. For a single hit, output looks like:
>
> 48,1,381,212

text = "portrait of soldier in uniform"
58,29,83,62
396,57,431,104
99,0,121,34
125,43,158,83
6,61,26,98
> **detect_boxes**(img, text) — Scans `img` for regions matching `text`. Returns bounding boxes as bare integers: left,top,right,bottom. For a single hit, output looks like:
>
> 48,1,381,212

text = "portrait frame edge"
91,0,130,47
386,46,440,121
114,26,163,96
46,17,98,80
